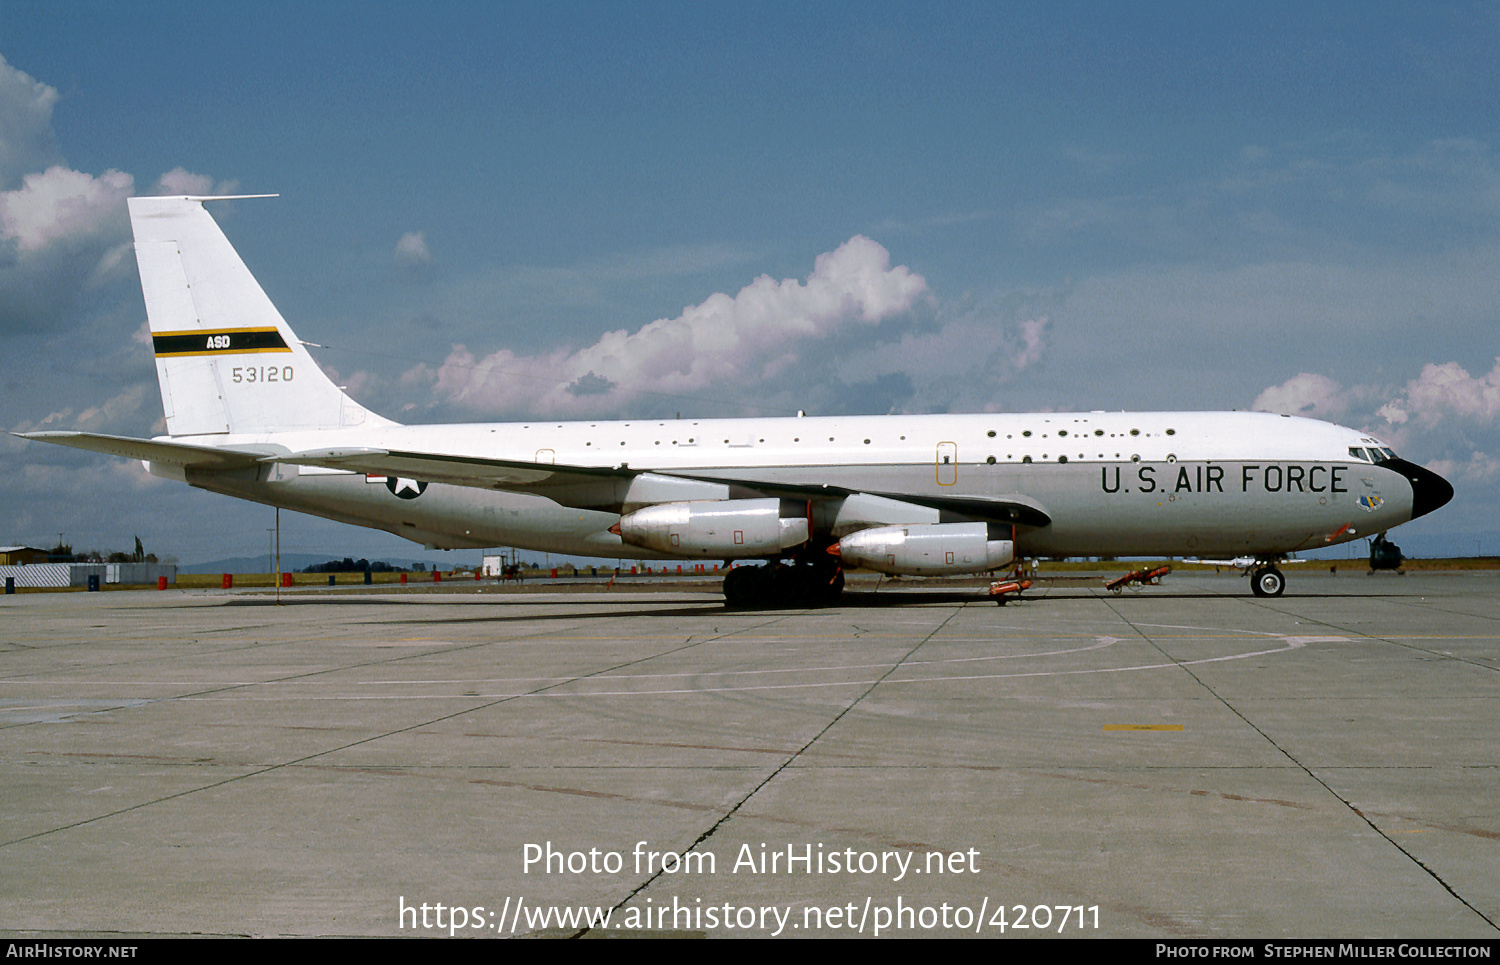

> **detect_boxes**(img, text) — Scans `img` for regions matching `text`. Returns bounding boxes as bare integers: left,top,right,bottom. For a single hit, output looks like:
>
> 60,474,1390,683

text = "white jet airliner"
20,196,1453,606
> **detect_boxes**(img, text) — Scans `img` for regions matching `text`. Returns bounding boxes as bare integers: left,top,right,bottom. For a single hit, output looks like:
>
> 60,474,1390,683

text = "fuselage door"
936,441,958,486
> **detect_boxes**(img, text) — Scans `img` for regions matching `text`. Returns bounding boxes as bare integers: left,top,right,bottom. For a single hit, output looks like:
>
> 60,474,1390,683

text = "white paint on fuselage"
181,410,1367,471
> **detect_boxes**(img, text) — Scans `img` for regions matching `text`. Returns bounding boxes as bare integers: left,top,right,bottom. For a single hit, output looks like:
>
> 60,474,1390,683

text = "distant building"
0,562,177,588
0,546,49,566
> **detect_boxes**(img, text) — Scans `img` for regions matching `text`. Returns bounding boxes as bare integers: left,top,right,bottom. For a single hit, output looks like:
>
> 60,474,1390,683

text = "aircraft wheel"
728,563,842,609
1252,566,1285,597
767,564,808,606
723,565,767,608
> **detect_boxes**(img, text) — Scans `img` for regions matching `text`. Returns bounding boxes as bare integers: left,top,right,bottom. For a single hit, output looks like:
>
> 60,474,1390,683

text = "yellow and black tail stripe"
152,327,292,357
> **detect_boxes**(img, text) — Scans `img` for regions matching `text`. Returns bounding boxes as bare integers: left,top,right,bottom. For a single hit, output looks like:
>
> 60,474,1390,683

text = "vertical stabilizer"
128,196,395,437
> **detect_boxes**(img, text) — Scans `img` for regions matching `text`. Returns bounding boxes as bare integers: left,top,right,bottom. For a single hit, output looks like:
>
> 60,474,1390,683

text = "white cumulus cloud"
416,235,928,416
1399,358,1500,426
0,55,60,190
394,231,433,266
0,165,134,253
0,69,229,336
150,167,240,198
1252,372,1349,419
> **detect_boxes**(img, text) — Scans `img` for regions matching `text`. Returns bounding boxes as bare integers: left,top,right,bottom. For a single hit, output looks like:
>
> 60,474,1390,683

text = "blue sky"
3,2,1498,564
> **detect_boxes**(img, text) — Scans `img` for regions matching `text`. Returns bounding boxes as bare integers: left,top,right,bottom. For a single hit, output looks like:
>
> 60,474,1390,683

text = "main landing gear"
1250,564,1285,597
723,560,844,609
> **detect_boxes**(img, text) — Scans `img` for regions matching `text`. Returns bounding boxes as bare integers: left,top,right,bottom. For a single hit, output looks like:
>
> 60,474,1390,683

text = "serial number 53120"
231,366,294,383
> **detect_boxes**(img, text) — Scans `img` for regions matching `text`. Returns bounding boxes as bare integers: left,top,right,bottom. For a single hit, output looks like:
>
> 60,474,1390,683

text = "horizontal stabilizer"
16,431,276,469
275,447,639,489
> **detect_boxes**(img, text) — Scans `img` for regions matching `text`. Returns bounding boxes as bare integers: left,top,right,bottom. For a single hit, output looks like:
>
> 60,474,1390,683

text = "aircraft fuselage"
165,409,1430,560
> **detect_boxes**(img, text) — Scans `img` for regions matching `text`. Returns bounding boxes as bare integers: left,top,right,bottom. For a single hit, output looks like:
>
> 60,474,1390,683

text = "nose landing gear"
1250,565,1285,597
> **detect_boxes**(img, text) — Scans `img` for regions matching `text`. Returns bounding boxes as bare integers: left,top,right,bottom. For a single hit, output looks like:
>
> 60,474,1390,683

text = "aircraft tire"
770,564,811,606
1252,566,1285,597
723,565,767,608
725,562,843,609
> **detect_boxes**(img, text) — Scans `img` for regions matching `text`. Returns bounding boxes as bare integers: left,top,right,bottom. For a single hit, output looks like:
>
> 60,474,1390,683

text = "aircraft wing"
850,490,1049,527
16,431,277,469
658,473,1052,527
277,447,1053,527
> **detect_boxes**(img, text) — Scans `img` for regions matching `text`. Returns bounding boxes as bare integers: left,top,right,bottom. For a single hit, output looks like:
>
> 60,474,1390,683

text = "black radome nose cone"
1383,458,1455,520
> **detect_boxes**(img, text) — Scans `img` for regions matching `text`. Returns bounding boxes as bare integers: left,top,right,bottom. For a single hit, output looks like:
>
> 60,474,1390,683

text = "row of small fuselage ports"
611,497,1011,577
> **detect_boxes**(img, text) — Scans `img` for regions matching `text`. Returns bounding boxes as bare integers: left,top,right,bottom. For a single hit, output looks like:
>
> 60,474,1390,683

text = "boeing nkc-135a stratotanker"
20,196,1453,606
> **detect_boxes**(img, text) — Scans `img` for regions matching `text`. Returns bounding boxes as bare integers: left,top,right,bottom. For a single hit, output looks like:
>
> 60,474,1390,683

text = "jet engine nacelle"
833,522,1015,576
615,498,810,557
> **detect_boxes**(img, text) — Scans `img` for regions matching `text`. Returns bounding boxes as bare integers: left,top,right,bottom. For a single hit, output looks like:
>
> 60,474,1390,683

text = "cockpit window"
1349,447,1371,462
1377,447,1396,461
